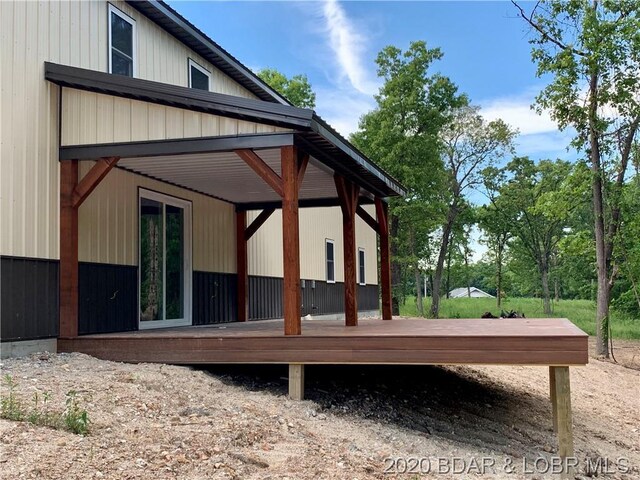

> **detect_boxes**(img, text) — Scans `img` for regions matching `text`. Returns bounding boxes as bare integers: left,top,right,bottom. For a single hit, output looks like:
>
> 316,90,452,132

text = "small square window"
108,5,136,77
326,239,335,283
189,59,211,91
358,249,366,285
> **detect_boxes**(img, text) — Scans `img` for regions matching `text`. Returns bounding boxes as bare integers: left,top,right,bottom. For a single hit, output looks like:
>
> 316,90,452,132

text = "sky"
168,0,575,260
169,0,574,162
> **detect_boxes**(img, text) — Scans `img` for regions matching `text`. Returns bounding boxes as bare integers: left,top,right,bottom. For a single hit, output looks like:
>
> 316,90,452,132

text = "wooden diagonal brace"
356,205,380,234
297,153,309,187
245,208,276,241
235,149,284,198
72,157,120,208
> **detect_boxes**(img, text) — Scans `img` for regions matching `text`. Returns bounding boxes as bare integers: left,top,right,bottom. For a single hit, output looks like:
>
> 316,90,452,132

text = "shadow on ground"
198,364,555,457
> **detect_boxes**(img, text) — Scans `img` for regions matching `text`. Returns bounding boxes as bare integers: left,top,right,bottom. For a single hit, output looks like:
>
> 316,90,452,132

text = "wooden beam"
356,205,380,234
550,366,574,477
72,157,119,208
245,208,275,241
59,160,79,338
235,149,284,198
288,364,304,400
335,175,360,327
236,210,248,322
281,145,301,335
297,153,309,187
376,198,392,320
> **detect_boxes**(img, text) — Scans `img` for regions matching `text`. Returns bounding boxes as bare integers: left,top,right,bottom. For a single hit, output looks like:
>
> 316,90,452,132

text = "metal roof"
46,63,405,198
126,0,290,105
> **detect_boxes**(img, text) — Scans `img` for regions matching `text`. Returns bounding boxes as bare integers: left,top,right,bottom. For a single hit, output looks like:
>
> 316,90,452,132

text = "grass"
399,296,640,340
0,375,90,435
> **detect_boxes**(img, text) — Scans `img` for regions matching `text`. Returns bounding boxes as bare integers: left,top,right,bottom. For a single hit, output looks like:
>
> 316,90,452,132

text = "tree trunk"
464,245,471,297
588,68,610,357
430,206,456,318
554,277,560,303
410,226,423,316
390,214,401,316
539,256,552,315
445,247,452,299
496,244,503,308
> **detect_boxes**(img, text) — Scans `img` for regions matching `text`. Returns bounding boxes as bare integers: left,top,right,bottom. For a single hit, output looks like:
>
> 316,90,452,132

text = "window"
108,5,136,77
188,59,211,91
326,239,335,283
358,248,366,285
139,189,192,329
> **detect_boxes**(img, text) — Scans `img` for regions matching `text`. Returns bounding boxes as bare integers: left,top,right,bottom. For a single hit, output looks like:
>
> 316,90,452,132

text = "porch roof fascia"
47,63,406,198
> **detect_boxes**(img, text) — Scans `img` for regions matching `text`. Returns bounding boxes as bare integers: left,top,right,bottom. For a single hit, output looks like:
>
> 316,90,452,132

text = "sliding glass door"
139,189,192,329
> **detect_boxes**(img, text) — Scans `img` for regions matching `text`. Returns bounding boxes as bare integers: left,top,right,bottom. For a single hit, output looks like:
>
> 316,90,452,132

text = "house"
448,287,495,299
0,0,402,356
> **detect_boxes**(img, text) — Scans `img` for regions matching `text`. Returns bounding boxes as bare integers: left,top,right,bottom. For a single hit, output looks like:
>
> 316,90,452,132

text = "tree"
512,1,640,356
256,68,316,108
429,106,515,318
478,203,511,308
351,41,466,315
483,157,588,314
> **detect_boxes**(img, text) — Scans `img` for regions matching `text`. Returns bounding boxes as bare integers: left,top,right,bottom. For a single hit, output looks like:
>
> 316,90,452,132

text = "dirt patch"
0,338,638,479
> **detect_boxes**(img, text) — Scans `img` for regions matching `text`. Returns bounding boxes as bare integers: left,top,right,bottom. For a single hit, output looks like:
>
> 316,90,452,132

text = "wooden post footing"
288,363,304,400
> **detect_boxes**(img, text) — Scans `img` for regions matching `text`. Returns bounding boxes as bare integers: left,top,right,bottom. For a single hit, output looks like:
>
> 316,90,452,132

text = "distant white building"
449,287,495,299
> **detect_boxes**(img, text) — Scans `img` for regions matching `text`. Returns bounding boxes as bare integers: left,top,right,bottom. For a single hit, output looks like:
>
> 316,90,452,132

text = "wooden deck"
58,317,588,366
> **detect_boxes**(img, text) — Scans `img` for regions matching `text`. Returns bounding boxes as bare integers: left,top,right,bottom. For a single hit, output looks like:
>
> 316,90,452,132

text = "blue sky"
170,0,574,162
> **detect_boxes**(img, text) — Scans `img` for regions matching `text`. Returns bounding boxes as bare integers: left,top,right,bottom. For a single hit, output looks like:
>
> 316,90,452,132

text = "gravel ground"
0,338,638,480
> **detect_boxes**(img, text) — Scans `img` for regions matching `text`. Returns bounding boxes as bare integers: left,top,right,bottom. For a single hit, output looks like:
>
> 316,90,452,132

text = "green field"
399,296,640,339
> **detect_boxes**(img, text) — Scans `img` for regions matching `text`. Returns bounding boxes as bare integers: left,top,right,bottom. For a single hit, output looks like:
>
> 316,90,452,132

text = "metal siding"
78,262,138,335
248,206,379,285
0,257,59,341
193,271,237,324
248,275,283,320
61,90,286,146
0,0,263,260
78,163,235,273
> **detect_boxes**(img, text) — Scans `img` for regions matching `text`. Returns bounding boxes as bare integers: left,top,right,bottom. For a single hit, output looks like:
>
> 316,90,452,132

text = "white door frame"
138,188,192,329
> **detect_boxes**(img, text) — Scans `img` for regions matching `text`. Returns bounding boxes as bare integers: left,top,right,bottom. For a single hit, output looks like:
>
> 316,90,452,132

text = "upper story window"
358,248,366,285
109,5,136,77
188,59,211,91
326,239,335,283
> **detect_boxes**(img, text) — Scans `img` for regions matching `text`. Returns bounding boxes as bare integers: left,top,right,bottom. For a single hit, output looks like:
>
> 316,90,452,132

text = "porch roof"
46,63,405,205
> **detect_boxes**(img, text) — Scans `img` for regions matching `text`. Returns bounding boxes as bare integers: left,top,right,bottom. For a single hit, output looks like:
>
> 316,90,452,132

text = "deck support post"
60,160,79,338
335,175,360,326
375,198,392,320
288,363,304,400
236,209,248,322
550,366,574,477
281,145,301,335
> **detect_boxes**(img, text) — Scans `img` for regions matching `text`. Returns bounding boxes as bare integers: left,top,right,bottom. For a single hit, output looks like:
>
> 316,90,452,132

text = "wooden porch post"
60,157,119,338
335,176,360,326
281,145,301,335
375,198,392,320
60,160,79,338
236,209,248,322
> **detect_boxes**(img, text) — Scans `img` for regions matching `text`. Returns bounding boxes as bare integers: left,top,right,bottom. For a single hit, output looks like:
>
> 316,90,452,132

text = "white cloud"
321,0,379,95
481,95,558,136
314,86,376,137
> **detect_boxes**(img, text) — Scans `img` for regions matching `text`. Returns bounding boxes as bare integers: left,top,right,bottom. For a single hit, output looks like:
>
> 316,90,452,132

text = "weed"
0,376,90,435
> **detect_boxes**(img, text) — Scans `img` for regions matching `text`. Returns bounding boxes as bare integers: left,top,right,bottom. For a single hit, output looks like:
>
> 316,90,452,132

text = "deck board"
58,317,589,366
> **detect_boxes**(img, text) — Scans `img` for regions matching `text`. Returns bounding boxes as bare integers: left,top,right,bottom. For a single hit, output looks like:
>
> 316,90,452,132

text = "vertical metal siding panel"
131,101,149,141
113,97,132,142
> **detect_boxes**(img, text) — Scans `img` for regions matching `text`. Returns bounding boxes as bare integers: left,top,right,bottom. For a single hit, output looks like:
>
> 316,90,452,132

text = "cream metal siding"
0,0,263,260
61,90,287,146
78,163,235,273
248,206,379,285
